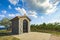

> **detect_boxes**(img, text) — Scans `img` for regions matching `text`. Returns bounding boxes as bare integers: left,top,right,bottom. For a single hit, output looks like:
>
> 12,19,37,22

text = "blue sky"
0,0,60,24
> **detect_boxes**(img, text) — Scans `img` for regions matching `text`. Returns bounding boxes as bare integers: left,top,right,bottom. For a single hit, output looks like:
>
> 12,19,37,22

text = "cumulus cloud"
47,19,60,23
9,0,19,5
46,6,57,14
52,0,60,4
15,7,38,18
24,0,46,13
8,5,12,9
0,15,5,17
15,7,26,15
8,13,20,17
24,0,60,14
0,15,5,20
1,10,7,14
28,11,37,18
46,0,60,14
8,14,15,17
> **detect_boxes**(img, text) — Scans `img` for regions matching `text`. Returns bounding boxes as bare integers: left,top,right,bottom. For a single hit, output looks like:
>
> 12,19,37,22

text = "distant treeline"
31,23,60,32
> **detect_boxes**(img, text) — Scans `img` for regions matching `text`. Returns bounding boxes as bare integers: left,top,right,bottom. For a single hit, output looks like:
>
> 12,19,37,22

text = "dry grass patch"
0,36,20,40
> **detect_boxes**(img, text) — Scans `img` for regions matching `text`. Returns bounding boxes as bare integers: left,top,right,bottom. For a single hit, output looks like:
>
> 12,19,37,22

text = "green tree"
0,17,11,28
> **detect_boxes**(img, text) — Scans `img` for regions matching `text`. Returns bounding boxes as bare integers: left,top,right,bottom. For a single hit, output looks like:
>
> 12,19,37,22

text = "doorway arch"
23,19,28,33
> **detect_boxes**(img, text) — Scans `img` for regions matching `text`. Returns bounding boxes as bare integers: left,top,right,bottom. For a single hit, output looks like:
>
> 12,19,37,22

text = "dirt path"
13,32,51,40
50,35,60,40
13,32,60,40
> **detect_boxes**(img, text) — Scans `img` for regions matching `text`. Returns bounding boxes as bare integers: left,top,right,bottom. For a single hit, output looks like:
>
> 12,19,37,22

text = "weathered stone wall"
12,19,19,34
11,16,30,35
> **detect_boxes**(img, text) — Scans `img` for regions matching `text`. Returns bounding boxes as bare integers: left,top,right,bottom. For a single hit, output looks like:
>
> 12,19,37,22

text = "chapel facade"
10,14,31,34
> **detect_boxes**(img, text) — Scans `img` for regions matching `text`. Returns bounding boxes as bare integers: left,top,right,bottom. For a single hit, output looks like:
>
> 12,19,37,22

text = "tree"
31,22,60,32
0,17,11,28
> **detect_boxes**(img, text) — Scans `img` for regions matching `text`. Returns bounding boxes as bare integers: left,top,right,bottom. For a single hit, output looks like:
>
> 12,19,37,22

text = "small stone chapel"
10,14,31,34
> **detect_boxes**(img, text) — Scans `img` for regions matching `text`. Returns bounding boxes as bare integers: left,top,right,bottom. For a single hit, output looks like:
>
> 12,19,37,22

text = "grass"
0,30,20,40
0,36,20,40
40,30,60,36
31,29,60,36
44,30,60,35
0,30,11,33
0,30,8,33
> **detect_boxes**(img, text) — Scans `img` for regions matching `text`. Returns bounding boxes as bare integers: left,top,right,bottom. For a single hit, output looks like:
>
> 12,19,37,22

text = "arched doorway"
23,20,28,33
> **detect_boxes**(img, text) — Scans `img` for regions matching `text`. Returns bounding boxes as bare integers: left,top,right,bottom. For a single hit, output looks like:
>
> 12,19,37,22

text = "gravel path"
13,32,60,40
13,32,51,40
50,35,60,40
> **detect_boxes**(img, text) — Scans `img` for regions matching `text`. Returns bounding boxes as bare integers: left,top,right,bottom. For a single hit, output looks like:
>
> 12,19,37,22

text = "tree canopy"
31,22,60,32
0,17,11,28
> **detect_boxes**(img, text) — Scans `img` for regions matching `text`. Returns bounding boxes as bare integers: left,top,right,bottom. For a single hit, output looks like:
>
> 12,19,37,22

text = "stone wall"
12,19,19,34
11,16,30,35
19,17,30,34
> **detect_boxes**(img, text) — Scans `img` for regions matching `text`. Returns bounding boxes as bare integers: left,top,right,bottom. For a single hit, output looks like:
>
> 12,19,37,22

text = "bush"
31,22,60,32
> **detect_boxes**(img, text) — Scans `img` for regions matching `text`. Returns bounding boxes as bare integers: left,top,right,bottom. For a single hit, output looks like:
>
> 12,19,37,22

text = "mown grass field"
0,36,20,40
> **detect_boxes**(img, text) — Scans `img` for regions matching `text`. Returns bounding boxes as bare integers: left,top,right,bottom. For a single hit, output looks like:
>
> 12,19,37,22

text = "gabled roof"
10,15,31,21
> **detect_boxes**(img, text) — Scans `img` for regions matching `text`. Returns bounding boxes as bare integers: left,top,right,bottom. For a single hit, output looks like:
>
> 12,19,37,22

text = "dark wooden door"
23,20,28,33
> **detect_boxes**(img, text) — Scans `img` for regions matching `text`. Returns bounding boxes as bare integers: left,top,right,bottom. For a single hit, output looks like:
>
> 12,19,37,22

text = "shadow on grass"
0,32,18,36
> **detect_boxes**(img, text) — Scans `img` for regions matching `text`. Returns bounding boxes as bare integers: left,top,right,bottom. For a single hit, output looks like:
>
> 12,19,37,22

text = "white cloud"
40,0,59,14
24,0,59,14
28,11,37,18
45,0,60,14
9,0,19,5
54,1,59,5
1,10,7,14
15,13,21,16
46,6,57,14
47,19,60,23
8,5,12,9
8,13,20,17
15,7,26,15
0,15,5,17
15,7,38,18
53,0,60,4
9,14,15,17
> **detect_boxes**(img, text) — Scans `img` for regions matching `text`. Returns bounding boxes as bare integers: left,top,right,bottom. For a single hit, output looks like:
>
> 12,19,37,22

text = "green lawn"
0,36,20,40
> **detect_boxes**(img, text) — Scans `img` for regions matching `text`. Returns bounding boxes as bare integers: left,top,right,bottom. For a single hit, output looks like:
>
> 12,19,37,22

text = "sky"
0,0,60,24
